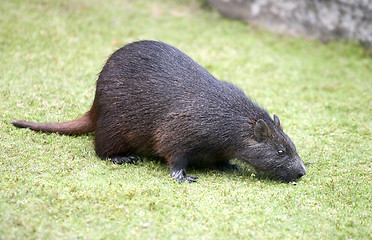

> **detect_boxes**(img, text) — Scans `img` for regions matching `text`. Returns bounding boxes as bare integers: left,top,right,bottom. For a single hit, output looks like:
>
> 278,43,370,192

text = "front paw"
171,169,198,183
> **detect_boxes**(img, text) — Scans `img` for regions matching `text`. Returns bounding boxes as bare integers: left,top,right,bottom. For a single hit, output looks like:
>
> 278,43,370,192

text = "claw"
186,176,198,183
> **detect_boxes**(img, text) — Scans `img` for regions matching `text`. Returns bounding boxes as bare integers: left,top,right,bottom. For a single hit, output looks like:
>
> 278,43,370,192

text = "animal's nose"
297,167,306,179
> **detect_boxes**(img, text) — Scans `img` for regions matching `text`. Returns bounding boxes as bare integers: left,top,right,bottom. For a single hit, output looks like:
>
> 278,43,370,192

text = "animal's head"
240,114,306,182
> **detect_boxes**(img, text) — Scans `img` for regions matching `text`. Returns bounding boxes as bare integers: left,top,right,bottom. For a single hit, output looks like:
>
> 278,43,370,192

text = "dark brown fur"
11,40,306,183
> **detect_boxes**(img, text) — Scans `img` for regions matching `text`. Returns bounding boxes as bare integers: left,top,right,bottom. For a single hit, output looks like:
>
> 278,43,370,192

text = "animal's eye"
277,149,286,156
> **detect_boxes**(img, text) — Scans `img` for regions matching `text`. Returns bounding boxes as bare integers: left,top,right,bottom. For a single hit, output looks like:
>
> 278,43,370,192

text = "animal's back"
98,40,238,109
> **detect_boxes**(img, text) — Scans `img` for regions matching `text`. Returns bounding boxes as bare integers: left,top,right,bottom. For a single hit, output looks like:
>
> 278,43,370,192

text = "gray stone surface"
208,0,372,49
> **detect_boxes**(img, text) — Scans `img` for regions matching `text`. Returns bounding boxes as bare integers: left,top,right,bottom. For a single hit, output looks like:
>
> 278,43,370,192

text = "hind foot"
170,168,198,183
110,156,140,164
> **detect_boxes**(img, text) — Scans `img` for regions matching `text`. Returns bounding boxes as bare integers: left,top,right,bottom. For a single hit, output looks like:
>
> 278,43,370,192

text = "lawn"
0,0,371,239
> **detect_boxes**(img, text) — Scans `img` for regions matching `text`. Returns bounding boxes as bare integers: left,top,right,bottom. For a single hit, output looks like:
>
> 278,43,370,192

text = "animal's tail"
11,101,97,135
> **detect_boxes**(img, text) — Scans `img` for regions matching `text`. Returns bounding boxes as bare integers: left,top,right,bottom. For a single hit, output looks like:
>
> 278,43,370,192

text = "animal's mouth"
272,163,307,183
251,168,306,183
275,171,306,183
259,165,306,183
251,165,305,182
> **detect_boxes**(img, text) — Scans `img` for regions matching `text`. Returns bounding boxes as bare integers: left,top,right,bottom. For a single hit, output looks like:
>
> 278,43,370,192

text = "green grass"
1,0,371,239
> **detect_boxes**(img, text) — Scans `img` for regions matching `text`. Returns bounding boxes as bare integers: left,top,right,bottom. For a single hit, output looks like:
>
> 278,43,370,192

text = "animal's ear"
273,114,282,129
254,119,269,142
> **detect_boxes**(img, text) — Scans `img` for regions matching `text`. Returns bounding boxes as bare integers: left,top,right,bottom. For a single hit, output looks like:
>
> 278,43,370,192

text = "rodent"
11,40,306,183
